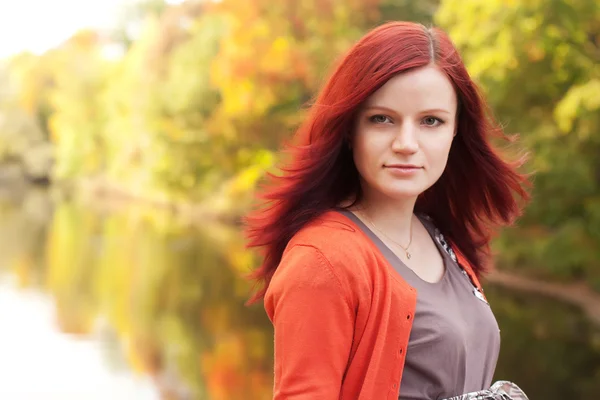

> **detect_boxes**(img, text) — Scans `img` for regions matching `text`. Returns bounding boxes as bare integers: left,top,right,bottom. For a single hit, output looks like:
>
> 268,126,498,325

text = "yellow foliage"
554,79,600,134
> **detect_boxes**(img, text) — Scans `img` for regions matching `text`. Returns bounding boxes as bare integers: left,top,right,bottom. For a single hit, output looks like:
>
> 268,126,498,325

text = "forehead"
363,66,457,113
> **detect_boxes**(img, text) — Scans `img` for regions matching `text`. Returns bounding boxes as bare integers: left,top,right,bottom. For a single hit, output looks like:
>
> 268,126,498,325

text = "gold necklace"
360,210,414,259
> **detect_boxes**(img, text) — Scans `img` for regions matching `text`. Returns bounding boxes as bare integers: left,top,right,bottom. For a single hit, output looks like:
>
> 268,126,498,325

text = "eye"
369,114,392,124
422,116,444,127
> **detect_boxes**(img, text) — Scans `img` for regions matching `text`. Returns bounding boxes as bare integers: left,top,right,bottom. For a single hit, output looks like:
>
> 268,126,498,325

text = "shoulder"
288,209,376,267
273,210,377,296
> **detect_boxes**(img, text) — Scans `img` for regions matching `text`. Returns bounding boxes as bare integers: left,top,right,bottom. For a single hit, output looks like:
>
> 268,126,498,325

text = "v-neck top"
339,210,501,400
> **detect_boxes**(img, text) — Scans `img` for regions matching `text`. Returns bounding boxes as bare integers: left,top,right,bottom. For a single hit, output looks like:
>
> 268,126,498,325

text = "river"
0,187,598,399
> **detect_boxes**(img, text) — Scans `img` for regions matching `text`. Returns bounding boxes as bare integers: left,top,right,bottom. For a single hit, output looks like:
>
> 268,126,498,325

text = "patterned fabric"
442,380,530,400
433,226,458,264
425,215,490,305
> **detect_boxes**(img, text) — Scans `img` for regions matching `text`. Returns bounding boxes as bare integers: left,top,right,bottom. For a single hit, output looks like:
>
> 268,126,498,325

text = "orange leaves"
209,9,305,119
209,0,382,121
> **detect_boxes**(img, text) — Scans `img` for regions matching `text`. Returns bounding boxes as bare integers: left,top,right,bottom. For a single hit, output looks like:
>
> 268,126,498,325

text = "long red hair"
244,21,530,303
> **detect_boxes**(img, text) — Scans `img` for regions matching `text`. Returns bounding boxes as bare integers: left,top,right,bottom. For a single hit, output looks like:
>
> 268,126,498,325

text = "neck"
353,190,417,242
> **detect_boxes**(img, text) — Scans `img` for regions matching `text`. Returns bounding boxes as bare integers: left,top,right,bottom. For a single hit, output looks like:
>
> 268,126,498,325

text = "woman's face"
352,65,458,202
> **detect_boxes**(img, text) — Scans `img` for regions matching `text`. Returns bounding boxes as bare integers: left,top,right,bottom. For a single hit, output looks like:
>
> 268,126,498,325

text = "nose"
391,122,419,153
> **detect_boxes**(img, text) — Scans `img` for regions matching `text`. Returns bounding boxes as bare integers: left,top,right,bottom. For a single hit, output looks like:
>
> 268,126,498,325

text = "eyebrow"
362,105,452,115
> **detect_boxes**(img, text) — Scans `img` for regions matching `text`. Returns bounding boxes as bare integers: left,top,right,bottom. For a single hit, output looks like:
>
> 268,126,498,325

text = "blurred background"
0,0,599,399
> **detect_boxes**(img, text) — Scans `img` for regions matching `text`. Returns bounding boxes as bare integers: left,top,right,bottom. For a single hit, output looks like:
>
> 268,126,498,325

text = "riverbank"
70,176,244,226
486,270,600,326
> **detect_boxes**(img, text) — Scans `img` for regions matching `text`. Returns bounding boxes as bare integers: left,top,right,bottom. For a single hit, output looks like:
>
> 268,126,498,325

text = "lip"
383,164,422,177
384,164,422,169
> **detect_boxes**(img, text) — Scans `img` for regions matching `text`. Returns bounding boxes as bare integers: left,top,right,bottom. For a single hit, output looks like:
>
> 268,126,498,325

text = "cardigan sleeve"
264,244,355,400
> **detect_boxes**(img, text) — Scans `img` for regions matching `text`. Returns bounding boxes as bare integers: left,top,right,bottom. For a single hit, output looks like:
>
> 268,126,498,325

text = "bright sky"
0,0,183,59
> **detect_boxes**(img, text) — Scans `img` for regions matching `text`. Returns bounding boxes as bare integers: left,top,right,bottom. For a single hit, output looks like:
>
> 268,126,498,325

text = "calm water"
1,187,599,400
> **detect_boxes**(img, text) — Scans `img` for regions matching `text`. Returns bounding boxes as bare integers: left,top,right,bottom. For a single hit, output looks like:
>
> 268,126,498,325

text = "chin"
380,186,427,200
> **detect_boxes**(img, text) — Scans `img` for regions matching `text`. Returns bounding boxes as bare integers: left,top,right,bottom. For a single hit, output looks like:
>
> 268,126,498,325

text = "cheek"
425,136,454,169
352,132,380,168
352,143,372,177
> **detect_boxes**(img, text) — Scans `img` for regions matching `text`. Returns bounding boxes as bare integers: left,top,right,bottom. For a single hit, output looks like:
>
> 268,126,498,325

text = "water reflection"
0,278,159,400
0,188,273,400
0,187,599,399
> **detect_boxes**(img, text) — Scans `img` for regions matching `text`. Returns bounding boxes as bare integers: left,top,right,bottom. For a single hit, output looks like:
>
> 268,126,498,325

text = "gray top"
339,210,501,400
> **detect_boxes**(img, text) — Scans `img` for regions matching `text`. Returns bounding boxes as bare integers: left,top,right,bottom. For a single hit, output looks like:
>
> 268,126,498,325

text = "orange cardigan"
264,211,485,399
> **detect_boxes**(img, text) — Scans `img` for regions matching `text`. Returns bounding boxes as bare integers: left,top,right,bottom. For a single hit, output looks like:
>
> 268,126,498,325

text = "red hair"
244,21,530,303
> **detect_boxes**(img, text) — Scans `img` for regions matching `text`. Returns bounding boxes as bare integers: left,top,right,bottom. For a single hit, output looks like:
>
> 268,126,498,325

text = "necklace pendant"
406,251,412,260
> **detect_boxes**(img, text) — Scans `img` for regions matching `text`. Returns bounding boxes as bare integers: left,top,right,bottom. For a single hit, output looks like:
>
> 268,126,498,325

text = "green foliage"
47,30,110,178
101,8,229,201
437,0,600,287
0,56,52,176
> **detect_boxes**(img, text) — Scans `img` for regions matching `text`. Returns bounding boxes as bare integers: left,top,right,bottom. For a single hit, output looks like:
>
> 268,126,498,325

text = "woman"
245,21,530,400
